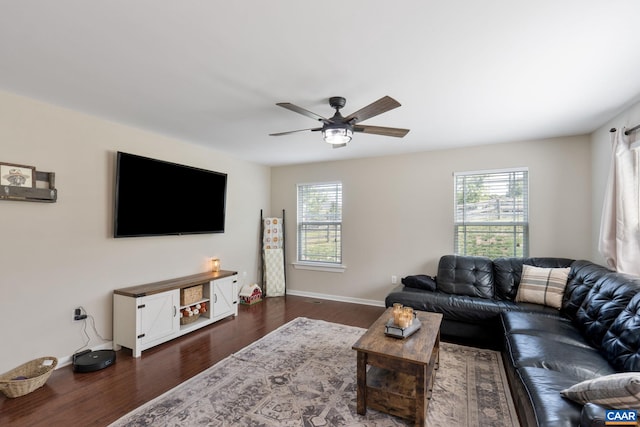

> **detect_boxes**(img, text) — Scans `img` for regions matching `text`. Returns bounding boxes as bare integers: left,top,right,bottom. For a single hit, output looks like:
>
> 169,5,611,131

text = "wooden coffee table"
352,308,443,426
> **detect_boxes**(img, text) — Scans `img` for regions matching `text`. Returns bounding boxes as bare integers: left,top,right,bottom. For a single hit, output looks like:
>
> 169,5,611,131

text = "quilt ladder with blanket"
260,209,286,297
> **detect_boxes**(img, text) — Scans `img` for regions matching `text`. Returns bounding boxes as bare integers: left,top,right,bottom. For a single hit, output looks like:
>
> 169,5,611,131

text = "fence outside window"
297,182,342,264
454,168,529,258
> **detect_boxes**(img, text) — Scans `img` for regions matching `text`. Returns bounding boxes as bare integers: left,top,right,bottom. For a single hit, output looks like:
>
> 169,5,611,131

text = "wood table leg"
426,340,439,400
415,364,427,426
434,333,440,370
356,351,367,415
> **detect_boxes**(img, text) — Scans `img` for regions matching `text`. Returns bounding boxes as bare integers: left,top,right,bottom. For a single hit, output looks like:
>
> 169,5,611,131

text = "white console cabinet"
113,270,238,357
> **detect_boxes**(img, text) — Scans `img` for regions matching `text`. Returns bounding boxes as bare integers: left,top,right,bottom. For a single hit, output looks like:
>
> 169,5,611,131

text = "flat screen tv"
114,152,227,237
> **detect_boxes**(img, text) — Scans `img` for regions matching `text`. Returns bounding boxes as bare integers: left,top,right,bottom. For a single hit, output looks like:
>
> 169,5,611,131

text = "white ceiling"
2,1,640,166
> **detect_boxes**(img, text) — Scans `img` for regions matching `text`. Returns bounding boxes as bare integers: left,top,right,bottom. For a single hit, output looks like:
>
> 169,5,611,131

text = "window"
454,168,529,257
297,182,342,265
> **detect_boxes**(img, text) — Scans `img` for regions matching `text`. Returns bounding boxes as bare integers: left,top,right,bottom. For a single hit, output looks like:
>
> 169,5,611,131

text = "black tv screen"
114,152,227,237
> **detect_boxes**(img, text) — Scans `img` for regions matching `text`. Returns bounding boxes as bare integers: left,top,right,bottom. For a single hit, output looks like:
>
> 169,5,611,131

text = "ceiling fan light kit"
270,95,409,148
323,125,353,145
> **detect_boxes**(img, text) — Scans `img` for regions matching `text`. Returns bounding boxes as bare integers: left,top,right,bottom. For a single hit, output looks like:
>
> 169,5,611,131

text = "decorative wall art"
0,162,57,203
0,163,35,188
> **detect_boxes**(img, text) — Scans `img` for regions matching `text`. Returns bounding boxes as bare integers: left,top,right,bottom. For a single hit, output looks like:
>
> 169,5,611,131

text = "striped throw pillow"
561,373,640,409
515,265,570,309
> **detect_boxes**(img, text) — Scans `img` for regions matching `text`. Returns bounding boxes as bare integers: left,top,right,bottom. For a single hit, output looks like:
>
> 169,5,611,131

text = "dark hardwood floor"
0,296,385,426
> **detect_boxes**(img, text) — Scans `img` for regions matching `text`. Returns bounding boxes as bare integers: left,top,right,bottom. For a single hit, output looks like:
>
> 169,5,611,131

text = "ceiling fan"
269,96,410,148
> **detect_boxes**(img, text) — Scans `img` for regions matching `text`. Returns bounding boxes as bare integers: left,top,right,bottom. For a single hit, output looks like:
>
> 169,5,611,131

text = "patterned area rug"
109,317,520,426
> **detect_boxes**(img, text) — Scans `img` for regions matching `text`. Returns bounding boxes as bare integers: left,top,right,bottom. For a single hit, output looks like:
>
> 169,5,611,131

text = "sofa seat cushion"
515,367,583,427
507,301,561,315
501,312,592,349
389,288,505,321
505,334,616,381
386,287,557,323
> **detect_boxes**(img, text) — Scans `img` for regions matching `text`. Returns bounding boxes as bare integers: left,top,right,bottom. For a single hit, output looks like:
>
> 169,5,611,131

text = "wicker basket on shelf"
180,285,203,306
180,313,200,325
0,357,58,398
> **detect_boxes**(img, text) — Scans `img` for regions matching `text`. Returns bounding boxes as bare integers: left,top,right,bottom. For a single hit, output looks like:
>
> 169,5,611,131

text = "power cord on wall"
73,306,111,355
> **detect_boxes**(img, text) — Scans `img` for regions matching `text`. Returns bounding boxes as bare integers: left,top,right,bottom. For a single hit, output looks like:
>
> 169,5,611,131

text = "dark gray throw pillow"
402,275,437,292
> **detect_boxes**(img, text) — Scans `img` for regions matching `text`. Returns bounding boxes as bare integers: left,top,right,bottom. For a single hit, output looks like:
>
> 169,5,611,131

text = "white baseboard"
285,289,385,307
57,292,384,368
57,341,114,369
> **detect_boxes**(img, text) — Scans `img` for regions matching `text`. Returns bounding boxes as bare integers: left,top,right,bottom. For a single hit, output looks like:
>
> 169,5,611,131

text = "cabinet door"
212,276,237,318
139,290,179,345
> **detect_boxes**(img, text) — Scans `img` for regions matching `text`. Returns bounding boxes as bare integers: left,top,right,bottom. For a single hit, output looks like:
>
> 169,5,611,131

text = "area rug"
109,317,520,426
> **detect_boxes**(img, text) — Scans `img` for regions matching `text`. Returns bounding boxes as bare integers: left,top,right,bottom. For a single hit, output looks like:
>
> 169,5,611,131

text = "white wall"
0,85,608,373
271,135,592,305
590,100,640,264
0,90,270,372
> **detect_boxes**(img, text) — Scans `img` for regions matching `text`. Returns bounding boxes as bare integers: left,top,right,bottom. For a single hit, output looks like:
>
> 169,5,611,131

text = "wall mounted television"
114,152,227,238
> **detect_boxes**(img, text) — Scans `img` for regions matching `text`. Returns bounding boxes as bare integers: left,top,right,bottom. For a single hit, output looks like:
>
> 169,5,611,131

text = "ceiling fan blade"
332,143,347,149
354,125,410,138
276,103,330,123
343,96,401,124
269,127,322,136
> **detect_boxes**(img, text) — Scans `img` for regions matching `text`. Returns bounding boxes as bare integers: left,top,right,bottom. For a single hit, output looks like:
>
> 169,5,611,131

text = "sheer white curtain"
598,128,640,276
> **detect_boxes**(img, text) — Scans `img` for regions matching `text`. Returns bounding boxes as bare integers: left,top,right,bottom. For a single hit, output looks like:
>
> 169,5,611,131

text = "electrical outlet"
391,275,397,285
73,307,87,321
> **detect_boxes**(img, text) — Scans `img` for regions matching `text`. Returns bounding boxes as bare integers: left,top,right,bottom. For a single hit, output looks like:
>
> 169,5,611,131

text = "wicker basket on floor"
0,356,58,398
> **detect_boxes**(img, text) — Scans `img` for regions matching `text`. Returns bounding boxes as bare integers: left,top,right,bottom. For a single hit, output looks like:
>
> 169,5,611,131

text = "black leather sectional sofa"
385,255,640,427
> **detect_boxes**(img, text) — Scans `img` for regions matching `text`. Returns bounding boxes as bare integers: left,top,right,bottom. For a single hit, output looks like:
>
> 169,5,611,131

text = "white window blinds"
454,168,529,257
297,182,342,264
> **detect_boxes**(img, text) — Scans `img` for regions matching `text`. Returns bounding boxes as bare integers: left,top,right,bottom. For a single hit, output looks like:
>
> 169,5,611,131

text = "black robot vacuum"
72,349,116,373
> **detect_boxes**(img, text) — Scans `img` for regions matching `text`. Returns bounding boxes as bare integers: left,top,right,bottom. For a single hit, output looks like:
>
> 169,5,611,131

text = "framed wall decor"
0,162,35,188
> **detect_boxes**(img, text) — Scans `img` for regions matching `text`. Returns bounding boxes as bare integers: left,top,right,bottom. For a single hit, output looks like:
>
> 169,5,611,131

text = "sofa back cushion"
493,257,574,300
575,272,640,350
601,293,640,372
437,255,494,299
562,260,613,319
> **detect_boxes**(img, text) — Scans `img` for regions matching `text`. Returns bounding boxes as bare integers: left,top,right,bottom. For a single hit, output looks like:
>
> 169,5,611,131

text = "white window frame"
454,167,529,258
293,181,346,273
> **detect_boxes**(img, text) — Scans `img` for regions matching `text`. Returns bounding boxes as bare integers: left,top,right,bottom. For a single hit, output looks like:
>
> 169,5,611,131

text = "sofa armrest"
580,402,606,427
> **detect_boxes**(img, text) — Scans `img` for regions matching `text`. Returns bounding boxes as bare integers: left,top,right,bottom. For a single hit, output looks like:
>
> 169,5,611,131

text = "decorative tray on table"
384,317,422,339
